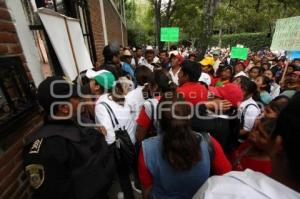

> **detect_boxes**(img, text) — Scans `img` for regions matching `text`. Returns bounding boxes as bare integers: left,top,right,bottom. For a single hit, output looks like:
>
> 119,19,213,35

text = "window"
0,57,36,138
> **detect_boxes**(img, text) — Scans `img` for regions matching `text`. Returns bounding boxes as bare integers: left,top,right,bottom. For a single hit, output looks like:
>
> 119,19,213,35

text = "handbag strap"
100,102,120,129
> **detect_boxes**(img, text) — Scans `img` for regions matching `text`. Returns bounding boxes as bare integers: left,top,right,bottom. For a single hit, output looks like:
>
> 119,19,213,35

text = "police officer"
23,76,115,199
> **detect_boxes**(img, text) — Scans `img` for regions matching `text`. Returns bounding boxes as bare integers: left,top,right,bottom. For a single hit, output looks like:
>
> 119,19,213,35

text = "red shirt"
230,141,272,176
138,136,232,188
177,82,208,105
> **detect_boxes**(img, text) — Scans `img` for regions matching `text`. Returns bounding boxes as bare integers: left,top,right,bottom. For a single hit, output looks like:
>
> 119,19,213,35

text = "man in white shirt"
193,93,300,199
169,54,183,85
141,46,159,71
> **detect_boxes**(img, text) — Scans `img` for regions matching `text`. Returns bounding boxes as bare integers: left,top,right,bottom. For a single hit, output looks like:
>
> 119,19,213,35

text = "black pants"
111,144,135,199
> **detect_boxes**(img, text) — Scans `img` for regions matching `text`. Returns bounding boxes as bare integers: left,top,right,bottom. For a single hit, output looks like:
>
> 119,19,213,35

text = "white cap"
123,49,132,56
86,69,109,79
198,72,211,86
146,46,154,51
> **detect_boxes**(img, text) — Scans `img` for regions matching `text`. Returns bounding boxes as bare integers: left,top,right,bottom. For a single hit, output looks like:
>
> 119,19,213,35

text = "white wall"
6,0,44,86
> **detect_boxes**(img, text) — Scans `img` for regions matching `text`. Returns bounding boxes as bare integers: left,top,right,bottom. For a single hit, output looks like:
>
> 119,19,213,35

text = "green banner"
231,47,249,60
160,27,179,42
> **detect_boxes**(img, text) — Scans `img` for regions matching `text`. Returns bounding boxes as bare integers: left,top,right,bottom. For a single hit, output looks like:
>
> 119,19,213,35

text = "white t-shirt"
234,71,248,78
169,67,181,85
239,97,260,132
125,85,145,121
95,93,136,145
270,83,280,99
193,169,300,199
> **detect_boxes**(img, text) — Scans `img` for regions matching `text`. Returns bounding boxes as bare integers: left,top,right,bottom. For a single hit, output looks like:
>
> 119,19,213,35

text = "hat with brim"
94,71,115,90
200,57,215,66
123,49,132,57
86,69,110,79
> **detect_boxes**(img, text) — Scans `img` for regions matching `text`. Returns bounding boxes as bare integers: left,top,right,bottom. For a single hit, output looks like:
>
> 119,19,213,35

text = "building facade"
0,0,127,198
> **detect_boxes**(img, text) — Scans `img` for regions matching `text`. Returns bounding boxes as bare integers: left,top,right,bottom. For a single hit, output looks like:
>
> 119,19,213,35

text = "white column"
99,0,108,45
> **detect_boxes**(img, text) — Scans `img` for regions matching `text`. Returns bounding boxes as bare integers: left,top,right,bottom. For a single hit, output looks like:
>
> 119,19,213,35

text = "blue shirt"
142,135,210,199
121,62,135,80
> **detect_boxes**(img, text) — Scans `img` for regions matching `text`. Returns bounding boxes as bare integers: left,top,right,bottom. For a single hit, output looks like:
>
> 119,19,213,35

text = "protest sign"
160,27,179,42
231,47,249,60
287,51,300,60
271,16,300,51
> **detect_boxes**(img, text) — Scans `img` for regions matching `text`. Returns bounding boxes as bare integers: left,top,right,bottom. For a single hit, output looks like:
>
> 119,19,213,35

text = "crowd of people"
24,43,300,199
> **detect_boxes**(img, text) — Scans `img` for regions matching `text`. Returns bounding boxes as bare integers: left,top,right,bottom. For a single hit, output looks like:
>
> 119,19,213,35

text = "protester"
94,71,136,199
126,66,153,121
158,50,169,69
135,68,175,143
234,61,248,78
215,66,233,87
234,76,261,139
139,93,211,199
121,49,135,80
135,47,145,65
264,69,280,99
262,96,289,119
192,83,243,153
262,62,271,71
270,57,285,76
101,44,123,79
230,118,276,175
248,66,261,81
280,73,300,98
142,46,159,71
24,76,115,199
177,61,208,105
169,54,183,85
193,92,300,199
255,75,272,105
188,53,197,62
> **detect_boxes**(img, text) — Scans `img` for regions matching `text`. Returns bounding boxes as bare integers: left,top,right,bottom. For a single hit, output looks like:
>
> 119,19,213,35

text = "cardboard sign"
160,27,179,42
271,16,300,51
231,47,249,60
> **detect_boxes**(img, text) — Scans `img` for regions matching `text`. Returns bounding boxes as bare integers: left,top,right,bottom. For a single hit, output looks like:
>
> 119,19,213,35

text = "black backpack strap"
100,102,119,128
241,103,260,128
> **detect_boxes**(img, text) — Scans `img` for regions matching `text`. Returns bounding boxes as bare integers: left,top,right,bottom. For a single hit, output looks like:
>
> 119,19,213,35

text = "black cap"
37,76,78,113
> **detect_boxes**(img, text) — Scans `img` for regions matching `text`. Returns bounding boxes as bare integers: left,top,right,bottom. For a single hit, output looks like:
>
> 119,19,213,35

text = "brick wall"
88,0,106,65
88,0,128,66
103,0,124,46
0,1,42,199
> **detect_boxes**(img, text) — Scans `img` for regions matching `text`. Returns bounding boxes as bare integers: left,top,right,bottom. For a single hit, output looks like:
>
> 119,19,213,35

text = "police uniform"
23,76,115,199
24,119,115,199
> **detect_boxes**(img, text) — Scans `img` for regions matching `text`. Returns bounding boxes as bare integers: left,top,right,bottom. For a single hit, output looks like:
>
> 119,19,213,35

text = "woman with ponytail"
138,93,211,199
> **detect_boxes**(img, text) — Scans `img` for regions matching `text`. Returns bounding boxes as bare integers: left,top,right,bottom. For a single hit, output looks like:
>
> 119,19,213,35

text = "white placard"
66,20,93,72
38,9,92,80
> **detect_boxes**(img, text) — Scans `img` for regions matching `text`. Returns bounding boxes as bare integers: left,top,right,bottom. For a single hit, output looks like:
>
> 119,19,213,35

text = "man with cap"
192,83,243,153
121,49,135,80
141,46,159,71
23,76,115,199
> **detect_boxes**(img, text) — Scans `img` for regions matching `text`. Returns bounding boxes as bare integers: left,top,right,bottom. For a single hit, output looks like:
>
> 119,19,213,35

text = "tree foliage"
126,0,300,49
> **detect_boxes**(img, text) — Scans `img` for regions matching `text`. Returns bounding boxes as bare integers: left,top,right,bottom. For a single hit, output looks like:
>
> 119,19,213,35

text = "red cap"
171,54,184,65
293,71,300,76
209,83,243,107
